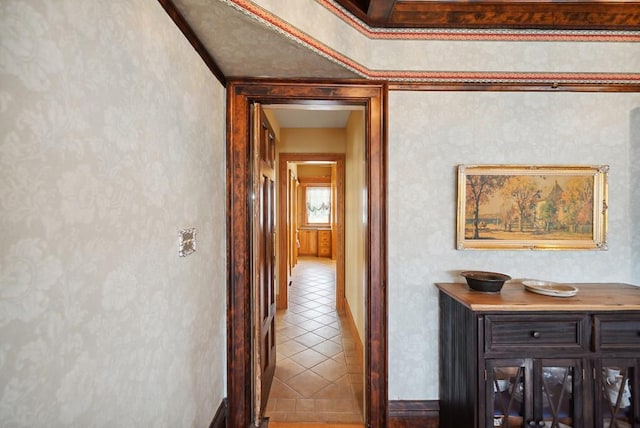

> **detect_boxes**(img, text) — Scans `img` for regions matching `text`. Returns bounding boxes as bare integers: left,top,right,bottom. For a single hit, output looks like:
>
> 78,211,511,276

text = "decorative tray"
522,280,578,298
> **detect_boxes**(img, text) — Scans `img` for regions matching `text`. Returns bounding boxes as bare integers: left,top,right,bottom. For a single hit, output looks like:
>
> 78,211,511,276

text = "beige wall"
297,165,332,177
264,109,281,142
0,1,227,425
344,111,366,345
632,108,640,283
279,128,346,153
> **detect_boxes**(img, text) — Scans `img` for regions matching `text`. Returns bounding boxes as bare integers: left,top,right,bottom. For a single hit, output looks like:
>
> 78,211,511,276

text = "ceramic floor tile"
313,325,340,339
278,339,308,357
269,377,304,399
294,332,326,348
289,348,326,368
274,357,306,381
324,412,364,423
311,357,348,381
286,370,330,397
298,309,325,319
296,318,325,332
280,313,308,324
313,308,336,325
273,398,296,412
311,306,335,315
315,398,357,413
265,257,363,424
295,398,315,412
312,339,343,358
313,381,355,399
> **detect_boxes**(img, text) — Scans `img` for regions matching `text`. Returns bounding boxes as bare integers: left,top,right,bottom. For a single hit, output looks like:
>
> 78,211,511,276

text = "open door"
252,104,277,422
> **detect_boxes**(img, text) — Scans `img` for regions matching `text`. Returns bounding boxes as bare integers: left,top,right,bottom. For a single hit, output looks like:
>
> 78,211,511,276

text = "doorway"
226,80,387,428
276,153,345,313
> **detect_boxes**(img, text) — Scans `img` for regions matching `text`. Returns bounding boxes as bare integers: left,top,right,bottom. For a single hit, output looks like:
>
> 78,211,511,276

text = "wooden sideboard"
437,282,640,428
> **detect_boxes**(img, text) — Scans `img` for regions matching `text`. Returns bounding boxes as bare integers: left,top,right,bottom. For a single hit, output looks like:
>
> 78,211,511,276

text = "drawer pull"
531,331,541,338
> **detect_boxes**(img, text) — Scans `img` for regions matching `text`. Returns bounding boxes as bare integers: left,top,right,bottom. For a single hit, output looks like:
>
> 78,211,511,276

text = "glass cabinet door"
536,360,582,428
597,360,637,428
487,359,582,428
488,360,531,428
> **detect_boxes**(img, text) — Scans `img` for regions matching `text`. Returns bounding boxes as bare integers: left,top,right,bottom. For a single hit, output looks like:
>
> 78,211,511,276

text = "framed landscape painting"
456,164,608,250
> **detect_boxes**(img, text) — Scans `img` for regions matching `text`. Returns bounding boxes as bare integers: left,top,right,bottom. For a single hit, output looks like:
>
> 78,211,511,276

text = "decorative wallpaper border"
226,0,640,85
368,70,640,84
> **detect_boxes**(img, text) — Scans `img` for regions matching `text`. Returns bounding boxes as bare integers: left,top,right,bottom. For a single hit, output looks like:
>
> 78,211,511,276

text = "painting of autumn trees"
457,165,608,250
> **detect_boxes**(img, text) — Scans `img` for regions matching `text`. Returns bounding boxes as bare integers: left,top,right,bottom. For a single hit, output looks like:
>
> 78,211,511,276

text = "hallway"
265,257,364,424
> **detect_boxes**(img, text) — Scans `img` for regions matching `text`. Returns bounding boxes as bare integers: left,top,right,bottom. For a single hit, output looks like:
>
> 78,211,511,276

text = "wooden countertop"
436,282,640,311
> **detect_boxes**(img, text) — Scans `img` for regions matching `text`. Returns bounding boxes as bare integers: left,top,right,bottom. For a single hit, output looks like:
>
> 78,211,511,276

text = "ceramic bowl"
461,271,511,293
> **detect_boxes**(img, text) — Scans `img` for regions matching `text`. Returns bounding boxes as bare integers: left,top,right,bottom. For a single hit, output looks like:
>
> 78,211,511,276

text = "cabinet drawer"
318,231,331,242
595,314,640,351
485,314,589,353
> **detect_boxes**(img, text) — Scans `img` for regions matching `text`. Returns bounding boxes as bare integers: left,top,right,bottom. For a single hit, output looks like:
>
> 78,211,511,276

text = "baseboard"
344,298,364,358
388,400,439,428
209,397,227,428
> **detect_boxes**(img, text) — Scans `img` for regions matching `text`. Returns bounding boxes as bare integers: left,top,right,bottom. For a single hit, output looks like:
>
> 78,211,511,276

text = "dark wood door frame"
226,79,388,427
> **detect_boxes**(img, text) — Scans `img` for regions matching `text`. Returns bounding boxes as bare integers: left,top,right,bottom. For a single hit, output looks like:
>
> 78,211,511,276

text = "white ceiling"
172,0,359,80
265,104,364,128
268,109,350,128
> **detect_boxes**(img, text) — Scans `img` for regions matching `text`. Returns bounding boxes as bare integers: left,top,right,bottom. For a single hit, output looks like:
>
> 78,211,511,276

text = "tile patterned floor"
265,257,364,424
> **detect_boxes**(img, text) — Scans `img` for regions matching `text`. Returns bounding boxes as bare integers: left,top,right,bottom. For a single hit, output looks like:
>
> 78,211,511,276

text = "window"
305,186,331,225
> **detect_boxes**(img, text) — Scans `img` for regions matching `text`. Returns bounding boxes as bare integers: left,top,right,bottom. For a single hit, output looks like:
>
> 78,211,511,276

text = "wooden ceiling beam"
367,0,397,21
334,0,640,30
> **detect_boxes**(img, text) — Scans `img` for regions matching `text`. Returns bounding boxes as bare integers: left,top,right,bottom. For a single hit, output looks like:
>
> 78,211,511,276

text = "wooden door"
252,105,276,420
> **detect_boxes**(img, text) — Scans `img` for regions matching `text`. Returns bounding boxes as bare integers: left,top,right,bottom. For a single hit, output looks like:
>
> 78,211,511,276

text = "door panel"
253,104,276,421
597,359,638,428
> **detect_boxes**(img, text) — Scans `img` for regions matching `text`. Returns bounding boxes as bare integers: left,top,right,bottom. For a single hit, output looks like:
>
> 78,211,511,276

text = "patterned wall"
387,91,640,399
0,0,226,425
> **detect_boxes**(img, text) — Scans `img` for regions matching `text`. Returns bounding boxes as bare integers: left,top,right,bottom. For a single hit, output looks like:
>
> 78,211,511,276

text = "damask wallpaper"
0,0,226,426
387,91,640,399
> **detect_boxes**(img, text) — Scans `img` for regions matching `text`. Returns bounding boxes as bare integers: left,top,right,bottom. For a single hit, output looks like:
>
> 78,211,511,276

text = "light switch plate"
178,228,196,257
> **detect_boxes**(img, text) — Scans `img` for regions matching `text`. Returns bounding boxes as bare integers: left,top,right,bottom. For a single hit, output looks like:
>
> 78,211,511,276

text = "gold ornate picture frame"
457,165,608,250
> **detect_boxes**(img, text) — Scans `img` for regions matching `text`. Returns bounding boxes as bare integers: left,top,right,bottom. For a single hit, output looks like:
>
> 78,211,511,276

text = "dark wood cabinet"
437,282,640,428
